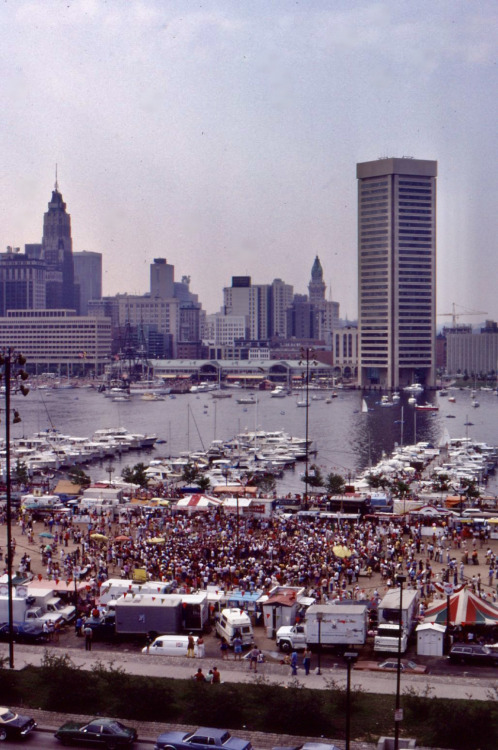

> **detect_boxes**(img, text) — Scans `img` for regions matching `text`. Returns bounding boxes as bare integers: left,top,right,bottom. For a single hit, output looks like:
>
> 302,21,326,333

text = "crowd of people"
6,501,498,615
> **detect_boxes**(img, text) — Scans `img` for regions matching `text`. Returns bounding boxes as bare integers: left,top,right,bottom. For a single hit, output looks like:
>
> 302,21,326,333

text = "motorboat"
403,383,424,394
270,386,286,398
236,395,257,405
415,403,439,411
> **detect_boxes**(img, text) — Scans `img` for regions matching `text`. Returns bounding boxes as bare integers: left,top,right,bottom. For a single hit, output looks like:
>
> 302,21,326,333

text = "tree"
302,464,324,488
12,460,29,486
68,466,91,487
182,463,201,484
122,463,149,488
251,473,277,494
325,472,345,495
196,475,211,493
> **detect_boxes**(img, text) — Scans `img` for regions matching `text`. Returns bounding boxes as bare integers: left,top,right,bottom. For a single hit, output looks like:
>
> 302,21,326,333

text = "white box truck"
26,587,75,623
374,588,420,654
276,603,368,652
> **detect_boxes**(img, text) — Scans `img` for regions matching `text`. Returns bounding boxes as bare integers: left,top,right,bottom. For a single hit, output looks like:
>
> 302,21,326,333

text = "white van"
215,608,254,647
142,635,198,657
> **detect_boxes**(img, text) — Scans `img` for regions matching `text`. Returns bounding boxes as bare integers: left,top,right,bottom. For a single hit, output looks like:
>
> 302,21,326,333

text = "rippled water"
9,385,498,494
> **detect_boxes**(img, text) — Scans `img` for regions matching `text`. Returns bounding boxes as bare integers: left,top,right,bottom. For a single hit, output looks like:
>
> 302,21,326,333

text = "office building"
357,157,437,388
0,309,111,374
74,250,102,315
41,181,77,311
0,248,46,315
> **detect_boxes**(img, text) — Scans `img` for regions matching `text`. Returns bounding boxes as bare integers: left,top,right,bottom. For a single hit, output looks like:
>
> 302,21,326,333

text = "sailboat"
361,398,369,413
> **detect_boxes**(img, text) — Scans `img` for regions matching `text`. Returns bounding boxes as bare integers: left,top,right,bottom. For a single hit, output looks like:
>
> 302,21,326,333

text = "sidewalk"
1,642,494,701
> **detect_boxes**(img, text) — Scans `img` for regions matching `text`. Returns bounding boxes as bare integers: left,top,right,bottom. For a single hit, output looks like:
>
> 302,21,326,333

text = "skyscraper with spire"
41,172,77,311
308,256,326,305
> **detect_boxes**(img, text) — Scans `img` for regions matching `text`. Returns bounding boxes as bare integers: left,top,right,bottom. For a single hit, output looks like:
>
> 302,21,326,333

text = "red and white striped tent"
423,587,498,627
174,494,223,511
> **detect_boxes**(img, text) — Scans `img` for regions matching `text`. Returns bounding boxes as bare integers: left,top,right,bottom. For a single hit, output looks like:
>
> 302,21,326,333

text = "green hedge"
1,653,497,750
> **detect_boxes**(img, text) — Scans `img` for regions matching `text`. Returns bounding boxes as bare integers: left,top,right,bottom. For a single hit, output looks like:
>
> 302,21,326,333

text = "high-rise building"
74,250,102,315
41,181,77,312
357,157,437,389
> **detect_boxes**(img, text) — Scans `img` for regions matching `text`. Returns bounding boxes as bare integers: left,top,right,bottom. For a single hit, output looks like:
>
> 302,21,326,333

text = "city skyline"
1,1,496,319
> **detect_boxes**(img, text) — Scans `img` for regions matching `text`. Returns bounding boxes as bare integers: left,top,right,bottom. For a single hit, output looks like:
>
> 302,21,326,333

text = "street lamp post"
394,574,407,750
316,610,323,675
299,347,316,508
0,349,29,670
344,651,358,750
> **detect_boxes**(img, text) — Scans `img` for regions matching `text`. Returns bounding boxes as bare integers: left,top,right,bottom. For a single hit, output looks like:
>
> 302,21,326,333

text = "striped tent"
423,587,498,626
174,494,223,511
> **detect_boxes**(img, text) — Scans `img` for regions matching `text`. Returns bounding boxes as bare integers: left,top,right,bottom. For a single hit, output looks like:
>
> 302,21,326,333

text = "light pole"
394,574,406,750
344,651,358,750
0,349,30,669
316,609,323,675
299,347,316,508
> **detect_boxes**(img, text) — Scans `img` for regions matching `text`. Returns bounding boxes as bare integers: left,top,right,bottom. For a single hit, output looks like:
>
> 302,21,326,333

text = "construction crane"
438,302,487,327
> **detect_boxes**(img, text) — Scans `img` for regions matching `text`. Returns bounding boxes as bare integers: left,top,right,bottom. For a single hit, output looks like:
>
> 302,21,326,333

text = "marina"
1,383,497,498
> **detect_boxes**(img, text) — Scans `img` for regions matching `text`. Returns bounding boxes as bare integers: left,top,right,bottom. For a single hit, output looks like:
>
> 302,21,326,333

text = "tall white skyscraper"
357,157,437,389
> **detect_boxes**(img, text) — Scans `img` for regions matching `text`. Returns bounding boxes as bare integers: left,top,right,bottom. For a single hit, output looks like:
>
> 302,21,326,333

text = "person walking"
303,648,311,676
83,624,93,651
197,635,205,658
248,644,259,672
187,633,195,658
220,638,229,660
233,634,242,660
290,650,298,676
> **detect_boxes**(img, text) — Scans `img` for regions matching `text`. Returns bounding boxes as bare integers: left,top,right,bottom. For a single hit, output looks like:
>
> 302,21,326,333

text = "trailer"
114,594,183,636
276,603,368,652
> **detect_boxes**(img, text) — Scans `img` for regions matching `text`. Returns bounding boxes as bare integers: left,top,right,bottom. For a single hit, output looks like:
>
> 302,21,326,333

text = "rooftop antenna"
55,163,59,191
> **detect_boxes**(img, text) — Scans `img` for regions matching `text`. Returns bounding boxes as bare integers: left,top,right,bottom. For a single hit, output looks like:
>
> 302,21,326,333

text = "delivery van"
142,635,198,657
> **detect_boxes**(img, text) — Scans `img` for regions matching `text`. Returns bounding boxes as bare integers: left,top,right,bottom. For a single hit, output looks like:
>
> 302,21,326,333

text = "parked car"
354,659,427,674
54,718,137,748
154,727,252,750
0,622,48,644
0,706,37,741
378,660,427,674
449,644,498,666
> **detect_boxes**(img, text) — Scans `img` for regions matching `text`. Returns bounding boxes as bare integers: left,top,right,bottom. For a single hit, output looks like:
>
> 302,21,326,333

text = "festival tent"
174,494,223,511
423,587,498,626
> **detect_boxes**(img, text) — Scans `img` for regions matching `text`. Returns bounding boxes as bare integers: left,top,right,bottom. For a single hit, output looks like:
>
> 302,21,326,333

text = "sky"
1,0,497,320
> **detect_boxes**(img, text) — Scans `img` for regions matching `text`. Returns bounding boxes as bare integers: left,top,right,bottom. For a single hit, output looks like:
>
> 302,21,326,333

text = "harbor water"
8,385,498,496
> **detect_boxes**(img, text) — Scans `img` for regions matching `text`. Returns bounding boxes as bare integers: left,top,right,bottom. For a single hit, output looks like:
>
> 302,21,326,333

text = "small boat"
380,395,394,407
211,391,232,399
446,415,456,418
415,403,439,411
408,396,417,405
236,395,257,405
404,383,424,394
270,386,286,398
472,400,480,408
448,396,456,403
296,399,310,407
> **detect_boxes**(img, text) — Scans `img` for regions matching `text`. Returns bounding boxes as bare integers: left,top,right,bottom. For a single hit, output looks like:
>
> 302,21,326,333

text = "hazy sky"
1,0,496,320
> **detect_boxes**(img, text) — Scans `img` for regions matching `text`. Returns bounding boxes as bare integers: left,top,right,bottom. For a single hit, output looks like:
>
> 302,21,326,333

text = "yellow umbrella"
333,544,353,558
90,533,108,542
